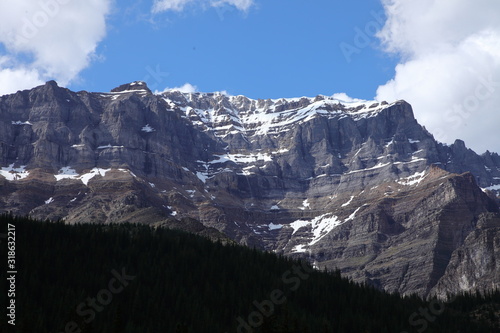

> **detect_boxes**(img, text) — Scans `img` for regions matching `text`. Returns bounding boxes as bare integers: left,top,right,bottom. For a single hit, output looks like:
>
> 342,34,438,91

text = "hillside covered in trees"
0,214,499,333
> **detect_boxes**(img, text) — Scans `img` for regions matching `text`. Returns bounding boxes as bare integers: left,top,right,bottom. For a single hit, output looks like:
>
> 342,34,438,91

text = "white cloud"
211,0,253,11
152,0,254,13
376,0,500,153
0,66,44,95
152,0,195,12
332,92,363,103
0,0,111,96
160,83,232,95
163,82,198,93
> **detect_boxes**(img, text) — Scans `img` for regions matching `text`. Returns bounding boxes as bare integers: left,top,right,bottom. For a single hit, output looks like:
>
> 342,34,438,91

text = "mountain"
0,80,499,298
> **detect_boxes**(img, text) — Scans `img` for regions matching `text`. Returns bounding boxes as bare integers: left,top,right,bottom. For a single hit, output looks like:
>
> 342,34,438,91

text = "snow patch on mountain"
0,164,29,181
54,167,134,185
300,199,311,210
292,244,308,253
210,153,272,164
97,144,124,150
164,91,390,138
345,206,362,222
79,168,111,185
141,124,155,133
268,223,283,230
342,196,354,207
288,212,348,246
397,170,428,186
55,167,79,181
310,213,342,245
289,219,310,234
485,184,500,191
12,120,32,126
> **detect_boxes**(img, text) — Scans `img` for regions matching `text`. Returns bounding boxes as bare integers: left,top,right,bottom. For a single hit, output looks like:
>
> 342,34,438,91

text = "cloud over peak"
163,82,198,93
376,0,500,153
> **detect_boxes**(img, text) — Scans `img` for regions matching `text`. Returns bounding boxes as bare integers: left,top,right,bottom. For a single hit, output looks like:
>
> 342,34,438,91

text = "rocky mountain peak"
28,80,67,100
110,81,151,93
44,80,59,88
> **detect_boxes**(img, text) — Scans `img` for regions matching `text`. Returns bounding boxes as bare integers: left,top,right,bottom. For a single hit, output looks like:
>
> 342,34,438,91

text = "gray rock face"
0,81,499,297
430,213,500,298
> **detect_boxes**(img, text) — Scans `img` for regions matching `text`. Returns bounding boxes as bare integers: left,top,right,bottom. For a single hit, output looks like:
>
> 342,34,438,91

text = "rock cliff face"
430,213,500,298
1,81,499,297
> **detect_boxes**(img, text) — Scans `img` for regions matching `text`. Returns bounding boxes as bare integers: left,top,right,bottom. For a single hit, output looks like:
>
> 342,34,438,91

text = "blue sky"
1,0,500,153
78,0,395,100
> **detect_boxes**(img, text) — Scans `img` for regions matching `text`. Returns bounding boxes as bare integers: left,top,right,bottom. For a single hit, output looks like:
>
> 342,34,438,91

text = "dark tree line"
0,213,498,333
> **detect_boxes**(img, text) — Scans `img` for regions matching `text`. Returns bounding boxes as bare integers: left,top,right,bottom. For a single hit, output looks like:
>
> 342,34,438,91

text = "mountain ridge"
0,80,499,298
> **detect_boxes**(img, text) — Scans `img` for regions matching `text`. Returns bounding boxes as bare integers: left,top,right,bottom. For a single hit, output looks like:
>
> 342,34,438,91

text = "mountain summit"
1,81,499,297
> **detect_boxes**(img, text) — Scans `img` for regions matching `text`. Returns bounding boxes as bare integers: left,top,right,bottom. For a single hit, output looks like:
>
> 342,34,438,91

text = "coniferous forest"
0,213,499,333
